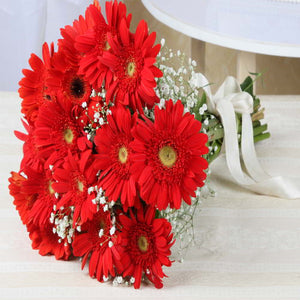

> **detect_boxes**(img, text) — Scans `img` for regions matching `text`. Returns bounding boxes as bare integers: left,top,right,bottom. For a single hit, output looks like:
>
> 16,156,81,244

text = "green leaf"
254,132,271,143
252,120,261,128
240,76,253,96
249,71,262,76
253,97,260,111
155,209,161,219
253,124,268,136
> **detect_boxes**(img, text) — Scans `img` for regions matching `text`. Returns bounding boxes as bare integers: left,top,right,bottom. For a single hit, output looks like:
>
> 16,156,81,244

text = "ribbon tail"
241,113,268,181
217,99,253,185
241,113,300,199
196,74,216,113
246,176,300,199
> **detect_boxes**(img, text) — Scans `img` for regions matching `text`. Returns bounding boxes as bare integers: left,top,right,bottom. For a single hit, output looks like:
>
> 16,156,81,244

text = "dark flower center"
99,219,106,230
43,86,51,100
70,76,85,98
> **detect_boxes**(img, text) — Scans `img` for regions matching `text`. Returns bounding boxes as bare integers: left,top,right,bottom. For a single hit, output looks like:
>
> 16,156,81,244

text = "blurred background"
0,0,93,91
1,0,299,94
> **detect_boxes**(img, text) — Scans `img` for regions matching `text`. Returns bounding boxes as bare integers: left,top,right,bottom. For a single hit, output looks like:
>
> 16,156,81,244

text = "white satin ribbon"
198,74,300,199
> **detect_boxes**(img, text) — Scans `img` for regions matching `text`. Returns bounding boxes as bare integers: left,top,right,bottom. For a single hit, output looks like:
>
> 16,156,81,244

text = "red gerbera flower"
58,9,93,67
47,50,91,106
8,171,37,225
18,42,53,124
117,207,174,289
94,105,137,210
28,217,72,261
34,94,87,165
14,119,43,172
52,150,98,226
75,1,131,88
131,100,209,210
72,207,120,281
101,18,162,113
22,167,57,227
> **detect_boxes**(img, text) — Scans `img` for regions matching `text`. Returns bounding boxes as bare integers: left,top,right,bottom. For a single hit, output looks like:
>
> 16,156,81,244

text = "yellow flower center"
118,146,128,164
104,40,110,51
159,145,177,168
64,128,74,144
138,236,148,252
48,181,55,195
77,180,84,192
127,62,136,77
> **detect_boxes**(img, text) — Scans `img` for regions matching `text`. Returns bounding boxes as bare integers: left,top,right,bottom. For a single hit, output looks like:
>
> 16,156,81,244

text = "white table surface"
142,0,300,57
1,92,300,300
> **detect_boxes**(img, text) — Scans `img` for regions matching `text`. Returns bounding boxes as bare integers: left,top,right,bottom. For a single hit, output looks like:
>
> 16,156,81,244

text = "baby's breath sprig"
80,87,113,142
159,172,215,261
154,41,270,259
50,206,74,246
155,41,270,165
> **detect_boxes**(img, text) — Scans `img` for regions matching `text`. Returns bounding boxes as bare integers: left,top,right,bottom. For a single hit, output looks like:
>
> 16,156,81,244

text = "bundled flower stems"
9,0,269,289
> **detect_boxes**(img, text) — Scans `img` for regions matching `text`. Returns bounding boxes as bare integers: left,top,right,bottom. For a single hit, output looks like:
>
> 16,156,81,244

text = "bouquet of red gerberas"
8,0,209,289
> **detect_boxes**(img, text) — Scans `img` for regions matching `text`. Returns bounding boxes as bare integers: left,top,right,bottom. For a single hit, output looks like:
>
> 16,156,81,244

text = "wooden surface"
1,92,300,299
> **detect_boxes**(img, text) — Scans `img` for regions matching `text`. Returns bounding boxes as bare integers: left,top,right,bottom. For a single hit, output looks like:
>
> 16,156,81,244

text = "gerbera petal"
119,19,130,46
117,207,174,289
131,99,208,210
89,250,100,277
133,265,142,289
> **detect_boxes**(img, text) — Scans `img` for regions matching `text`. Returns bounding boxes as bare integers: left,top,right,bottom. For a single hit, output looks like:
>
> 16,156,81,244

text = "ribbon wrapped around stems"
198,74,300,199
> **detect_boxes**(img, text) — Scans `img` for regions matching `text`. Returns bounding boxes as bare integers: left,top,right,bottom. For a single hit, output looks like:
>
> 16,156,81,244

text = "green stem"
254,132,271,143
253,98,260,111
244,72,263,93
206,144,222,164
202,118,221,133
252,120,261,128
253,124,268,136
207,127,224,141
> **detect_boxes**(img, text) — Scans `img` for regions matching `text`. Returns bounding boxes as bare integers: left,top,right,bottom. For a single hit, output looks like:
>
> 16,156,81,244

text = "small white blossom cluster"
160,188,202,259
189,71,205,90
154,41,221,259
50,206,74,246
80,88,113,139
91,186,117,248
156,40,226,165
155,41,201,115
160,177,215,261
91,186,115,211
143,105,155,120
199,103,208,115
112,276,135,287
